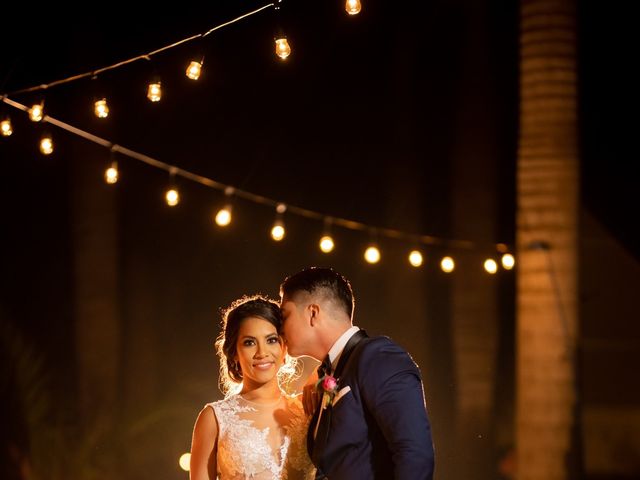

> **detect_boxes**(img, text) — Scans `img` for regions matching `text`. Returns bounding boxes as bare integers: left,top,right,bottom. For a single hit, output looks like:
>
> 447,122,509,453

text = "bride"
190,295,315,480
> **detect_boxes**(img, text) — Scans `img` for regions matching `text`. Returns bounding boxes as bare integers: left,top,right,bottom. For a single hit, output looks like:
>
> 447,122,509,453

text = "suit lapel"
308,329,369,468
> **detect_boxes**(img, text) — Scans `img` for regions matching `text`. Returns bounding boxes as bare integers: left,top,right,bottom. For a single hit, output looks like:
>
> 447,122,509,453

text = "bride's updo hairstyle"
215,294,298,396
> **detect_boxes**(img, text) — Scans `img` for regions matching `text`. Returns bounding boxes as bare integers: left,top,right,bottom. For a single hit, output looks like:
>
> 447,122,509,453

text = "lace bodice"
208,394,315,480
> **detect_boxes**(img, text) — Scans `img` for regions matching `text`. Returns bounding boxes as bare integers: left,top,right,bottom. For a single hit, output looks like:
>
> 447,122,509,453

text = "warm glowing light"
166,189,179,206
484,258,498,274
1,119,12,136
345,0,362,15
408,250,423,267
271,222,285,241
215,206,232,226
94,98,109,118
105,163,118,184
364,245,380,264
319,235,334,253
186,60,202,80
501,253,515,270
275,38,291,59
29,103,44,122
147,82,162,102
179,453,191,472
440,256,455,273
40,135,53,155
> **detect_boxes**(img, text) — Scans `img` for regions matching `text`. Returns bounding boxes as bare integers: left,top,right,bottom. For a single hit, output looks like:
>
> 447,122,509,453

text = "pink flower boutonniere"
317,374,339,409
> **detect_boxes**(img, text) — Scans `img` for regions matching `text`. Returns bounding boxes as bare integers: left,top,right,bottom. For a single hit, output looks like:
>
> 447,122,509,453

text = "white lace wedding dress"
207,394,316,480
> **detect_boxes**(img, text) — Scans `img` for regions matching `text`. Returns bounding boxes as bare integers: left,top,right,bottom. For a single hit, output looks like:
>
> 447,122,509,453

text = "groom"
280,267,435,479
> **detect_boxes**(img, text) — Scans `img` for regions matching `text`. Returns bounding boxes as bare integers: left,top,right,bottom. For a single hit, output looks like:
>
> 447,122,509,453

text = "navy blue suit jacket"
309,335,435,479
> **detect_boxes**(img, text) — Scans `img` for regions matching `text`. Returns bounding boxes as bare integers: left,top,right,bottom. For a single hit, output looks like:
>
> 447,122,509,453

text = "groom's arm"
360,339,435,480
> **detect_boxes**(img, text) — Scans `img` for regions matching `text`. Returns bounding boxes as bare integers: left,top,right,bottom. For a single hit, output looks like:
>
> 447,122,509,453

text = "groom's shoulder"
358,335,413,364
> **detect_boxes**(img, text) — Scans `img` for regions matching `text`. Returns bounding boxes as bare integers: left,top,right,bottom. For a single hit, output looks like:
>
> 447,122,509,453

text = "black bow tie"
317,355,332,378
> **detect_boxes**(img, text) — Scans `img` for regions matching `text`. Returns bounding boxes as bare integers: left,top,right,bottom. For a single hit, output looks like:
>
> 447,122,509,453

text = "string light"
501,253,515,270
484,258,498,274
408,249,424,267
105,161,118,184
147,81,162,102
1,117,12,136
275,38,291,60
319,235,335,253
94,98,109,118
178,453,191,472
345,0,362,15
39,134,53,155
29,102,44,122
270,203,287,241
215,187,234,226
164,167,180,206
440,256,455,273
364,244,381,264
186,57,204,80
166,188,179,206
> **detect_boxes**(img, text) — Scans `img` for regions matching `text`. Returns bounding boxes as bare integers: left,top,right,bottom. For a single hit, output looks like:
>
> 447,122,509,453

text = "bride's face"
235,316,285,387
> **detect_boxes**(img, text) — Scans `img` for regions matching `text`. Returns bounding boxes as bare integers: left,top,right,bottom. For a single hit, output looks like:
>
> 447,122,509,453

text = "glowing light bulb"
1,119,12,136
408,250,423,267
179,453,191,472
105,163,118,184
501,253,515,270
147,82,162,102
319,235,334,253
271,221,285,241
94,98,109,118
166,188,179,206
275,38,291,60
29,103,44,122
484,258,498,274
186,60,203,80
215,205,232,226
345,0,362,15
364,245,380,264
440,256,455,273
40,135,53,155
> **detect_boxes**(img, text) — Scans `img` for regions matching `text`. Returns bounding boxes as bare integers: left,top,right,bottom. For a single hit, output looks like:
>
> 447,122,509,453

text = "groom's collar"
327,326,360,371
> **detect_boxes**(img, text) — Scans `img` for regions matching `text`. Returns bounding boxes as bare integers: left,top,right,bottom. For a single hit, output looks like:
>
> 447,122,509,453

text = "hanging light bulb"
270,203,287,241
319,235,335,253
40,134,53,155
271,219,285,241
364,245,381,264
275,37,291,60
484,258,498,274
214,187,235,226
345,0,362,15
164,188,179,206
408,249,424,267
94,98,109,118
440,256,455,273
29,102,44,122
105,161,118,184
1,118,12,136
147,81,162,102
178,453,191,472
215,205,232,226
501,253,515,270
186,58,203,80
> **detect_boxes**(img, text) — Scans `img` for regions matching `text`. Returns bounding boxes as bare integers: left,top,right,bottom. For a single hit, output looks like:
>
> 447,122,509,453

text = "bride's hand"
302,370,319,416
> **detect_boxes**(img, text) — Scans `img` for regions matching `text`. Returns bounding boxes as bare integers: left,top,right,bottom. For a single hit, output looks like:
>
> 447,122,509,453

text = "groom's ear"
308,303,320,326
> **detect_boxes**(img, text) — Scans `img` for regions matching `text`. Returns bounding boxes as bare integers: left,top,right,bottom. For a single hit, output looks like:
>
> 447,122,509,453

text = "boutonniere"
316,375,339,409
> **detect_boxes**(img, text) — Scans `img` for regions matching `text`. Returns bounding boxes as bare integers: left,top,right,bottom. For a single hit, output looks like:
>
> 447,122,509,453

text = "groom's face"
280,295,310,357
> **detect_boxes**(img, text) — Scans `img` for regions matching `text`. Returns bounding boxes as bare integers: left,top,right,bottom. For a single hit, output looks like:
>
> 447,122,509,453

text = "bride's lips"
253,361,275,371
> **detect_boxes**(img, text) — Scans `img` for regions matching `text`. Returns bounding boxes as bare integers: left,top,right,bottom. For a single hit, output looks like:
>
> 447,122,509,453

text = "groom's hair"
280,267,354,319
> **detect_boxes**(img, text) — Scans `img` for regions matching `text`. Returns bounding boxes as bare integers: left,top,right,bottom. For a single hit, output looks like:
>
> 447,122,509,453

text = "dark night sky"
1,0,638,477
